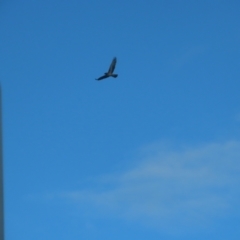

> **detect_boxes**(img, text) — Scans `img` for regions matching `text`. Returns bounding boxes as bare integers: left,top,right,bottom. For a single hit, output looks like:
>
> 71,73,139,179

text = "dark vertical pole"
0,87,4,240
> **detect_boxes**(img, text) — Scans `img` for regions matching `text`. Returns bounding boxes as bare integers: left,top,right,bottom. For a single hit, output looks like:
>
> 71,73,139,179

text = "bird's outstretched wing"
107,57,117,74
95,57,117,80
95,75,109,80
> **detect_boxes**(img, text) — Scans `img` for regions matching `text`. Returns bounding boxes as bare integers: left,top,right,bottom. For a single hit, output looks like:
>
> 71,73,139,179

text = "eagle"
95,57,118,80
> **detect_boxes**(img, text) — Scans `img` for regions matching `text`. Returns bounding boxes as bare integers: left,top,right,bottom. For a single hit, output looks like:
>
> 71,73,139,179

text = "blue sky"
0,0,240,239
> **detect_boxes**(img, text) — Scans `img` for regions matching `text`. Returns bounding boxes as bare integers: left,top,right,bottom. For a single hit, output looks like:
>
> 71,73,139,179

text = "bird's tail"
112,74,118,78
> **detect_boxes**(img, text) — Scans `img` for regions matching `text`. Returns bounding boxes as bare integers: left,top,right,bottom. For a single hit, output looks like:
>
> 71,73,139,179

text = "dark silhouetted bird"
95,57,118,80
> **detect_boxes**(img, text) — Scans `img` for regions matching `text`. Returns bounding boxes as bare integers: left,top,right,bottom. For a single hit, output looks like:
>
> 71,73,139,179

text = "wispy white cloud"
61,141,240,232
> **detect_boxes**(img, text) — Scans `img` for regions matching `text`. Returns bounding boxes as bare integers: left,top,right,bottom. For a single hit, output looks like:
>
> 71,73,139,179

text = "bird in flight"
95,57,118,81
